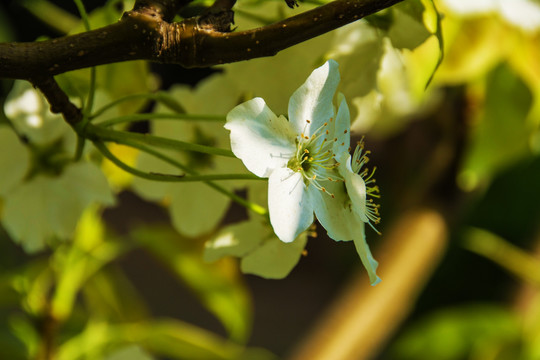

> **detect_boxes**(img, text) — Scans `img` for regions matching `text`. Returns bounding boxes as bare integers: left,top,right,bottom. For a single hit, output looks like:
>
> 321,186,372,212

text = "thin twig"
30,76,82,126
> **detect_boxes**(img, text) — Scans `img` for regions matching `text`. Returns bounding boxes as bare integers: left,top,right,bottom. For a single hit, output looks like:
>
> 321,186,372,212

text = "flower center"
351,137,381,232
287,119,340,197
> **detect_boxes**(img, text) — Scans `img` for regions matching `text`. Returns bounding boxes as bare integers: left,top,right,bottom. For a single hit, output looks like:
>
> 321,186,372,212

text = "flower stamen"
351,137,381,232
288,118,344,197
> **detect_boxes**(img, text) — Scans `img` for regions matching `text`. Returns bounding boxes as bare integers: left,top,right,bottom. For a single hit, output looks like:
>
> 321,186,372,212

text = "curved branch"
31,76,82,126
0,0,402,80
182,0,402,67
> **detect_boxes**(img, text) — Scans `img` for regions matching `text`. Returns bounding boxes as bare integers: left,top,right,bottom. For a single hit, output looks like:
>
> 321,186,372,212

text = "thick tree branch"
0,0,402,80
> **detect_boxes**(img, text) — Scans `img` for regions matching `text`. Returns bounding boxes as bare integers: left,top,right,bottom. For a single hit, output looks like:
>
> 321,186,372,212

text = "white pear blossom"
225,60,381,285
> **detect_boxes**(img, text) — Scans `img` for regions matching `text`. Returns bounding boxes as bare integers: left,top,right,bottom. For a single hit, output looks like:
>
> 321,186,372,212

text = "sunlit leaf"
8,314,39,359
240,232,307,279
459,63,533,190
101,143,138,190
439,0,540,33
463,227,540,284
10,259,52,316
131,80,248,237
434,16,508,84
2,162,115,252
328,1,443,136
387,0,432,50
4,80,70,146
104,345,155,360
57,319,274,360
51,207,126,321
82,267,149,322
204,220,263,262
204,217,308,279
389,304,521,360
0,127,31,196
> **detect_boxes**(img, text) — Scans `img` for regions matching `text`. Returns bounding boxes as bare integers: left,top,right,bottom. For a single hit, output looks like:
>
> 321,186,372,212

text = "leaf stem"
98,113,225,127
87,124,235,158
110,138,268,216
90,92,186,118
73,0,95,161
94,140,187,182
96,141,261,182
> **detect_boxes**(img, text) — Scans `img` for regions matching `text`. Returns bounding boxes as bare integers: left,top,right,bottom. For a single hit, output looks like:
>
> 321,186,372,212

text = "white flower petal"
332,93,351,156
440,0,497,15
338,155,369,223
288,60,340,136
352,222,381,286
268,167,314,243
309,184,380,285
226,98,296,178
499,0,540,32
307,181,352,240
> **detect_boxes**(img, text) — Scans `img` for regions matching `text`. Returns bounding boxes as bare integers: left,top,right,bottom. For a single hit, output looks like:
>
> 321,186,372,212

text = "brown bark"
0,0,402,80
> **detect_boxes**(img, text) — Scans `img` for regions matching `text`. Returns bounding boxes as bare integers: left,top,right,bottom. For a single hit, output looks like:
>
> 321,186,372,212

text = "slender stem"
87,124,235,157
90,92,186,118
98,113,225,127
113,137,268,216
73,0,95,161
209,183,268,216
73,0,91,30
97,140,261,182
94,140,186,181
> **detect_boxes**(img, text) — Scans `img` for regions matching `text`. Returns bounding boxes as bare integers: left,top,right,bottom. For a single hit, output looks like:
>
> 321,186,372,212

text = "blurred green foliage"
1,0,540,359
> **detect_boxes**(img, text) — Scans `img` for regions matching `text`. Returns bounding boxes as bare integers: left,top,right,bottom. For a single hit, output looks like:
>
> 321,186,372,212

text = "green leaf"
8,314,40,359
463,227,540,285
460,63,533,190
2,162,115,252
82,267,149,322
204,220,264,262
4,81,70,146
204,217,308,279
57,319,276,360
104,345,155,360
132,225,252,343
51,207,126,321
326,7,442,136
240,232,307,279
389,304,521,360
131,81,249,237
387,0,432,50
0,127,31,196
